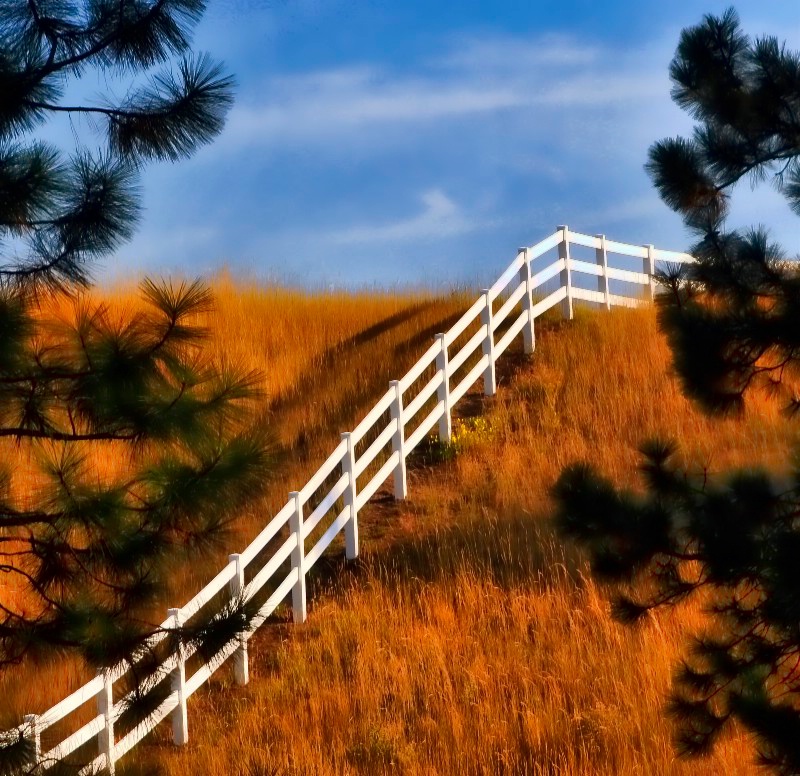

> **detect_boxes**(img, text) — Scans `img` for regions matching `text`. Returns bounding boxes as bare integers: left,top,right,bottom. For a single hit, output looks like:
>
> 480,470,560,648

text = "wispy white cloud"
141,24,795,284
324,188,485,244
224,67,523,146
437,33,602,71
220,34,672,151
535,73,667,106
202,30,690,280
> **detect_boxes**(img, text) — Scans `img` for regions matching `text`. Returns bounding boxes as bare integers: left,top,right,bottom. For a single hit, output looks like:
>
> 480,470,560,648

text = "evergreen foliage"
0,3,269,769
553,9,800,771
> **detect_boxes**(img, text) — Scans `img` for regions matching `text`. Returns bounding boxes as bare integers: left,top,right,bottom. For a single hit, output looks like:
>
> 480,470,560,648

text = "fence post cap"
289,490,301,498
435,332,445,340
228,553,241,562
340,431,351,440
389,379,400,387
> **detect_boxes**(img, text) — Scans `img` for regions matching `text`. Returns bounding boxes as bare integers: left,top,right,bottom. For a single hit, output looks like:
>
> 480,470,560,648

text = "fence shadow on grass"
261,300,469,460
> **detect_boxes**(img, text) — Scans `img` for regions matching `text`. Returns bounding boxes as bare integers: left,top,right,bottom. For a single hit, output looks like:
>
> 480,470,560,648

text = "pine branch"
107,53,235,163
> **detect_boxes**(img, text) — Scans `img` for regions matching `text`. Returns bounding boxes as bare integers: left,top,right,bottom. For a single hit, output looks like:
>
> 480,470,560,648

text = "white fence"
0,227,694,775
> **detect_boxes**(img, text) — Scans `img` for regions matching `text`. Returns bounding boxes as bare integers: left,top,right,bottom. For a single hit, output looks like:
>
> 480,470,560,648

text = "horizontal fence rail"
0,227,694,774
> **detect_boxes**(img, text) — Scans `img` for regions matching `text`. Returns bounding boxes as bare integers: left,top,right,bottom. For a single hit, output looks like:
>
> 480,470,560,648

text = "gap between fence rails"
4,227,695,775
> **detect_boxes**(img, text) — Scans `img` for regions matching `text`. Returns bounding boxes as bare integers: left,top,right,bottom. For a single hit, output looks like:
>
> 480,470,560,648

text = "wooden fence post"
167,608,188,746
289,491,307,623
435,334,452,442
644,244,656,302
227,553,249,686
96,668,115,774
22,714,40,771
558,225,574,320
341,432,359,560
389,381,408,499
595,234,611,311
480,290,497,396
518,247,535,354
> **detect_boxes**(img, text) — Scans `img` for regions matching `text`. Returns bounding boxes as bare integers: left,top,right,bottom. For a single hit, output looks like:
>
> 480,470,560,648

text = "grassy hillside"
0,279,470,727
136,297,792,775
2,283,795,774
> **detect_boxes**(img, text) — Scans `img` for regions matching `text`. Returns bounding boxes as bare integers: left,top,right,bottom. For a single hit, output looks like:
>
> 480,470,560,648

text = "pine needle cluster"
554,9,800,772
0,5,270,771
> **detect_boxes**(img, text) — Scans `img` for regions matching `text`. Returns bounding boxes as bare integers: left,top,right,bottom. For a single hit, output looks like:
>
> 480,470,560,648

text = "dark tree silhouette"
554,9,800,773
0,2,269,765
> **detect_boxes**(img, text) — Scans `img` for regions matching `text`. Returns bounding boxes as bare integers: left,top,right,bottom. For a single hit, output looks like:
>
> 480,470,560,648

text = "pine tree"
0,2,270,767
554,9,800,773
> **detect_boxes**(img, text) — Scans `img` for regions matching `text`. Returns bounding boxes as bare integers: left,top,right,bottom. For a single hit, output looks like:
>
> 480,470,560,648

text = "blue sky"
94,1,800,288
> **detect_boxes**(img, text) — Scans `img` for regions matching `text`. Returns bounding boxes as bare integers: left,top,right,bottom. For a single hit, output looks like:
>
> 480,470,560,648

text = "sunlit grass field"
2,279,795,775
0,278,470,726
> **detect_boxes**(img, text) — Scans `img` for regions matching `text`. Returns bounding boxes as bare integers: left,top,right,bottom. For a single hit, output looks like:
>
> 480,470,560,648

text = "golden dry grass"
136,303,794,775
0,277,470,727
2,285,796,775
